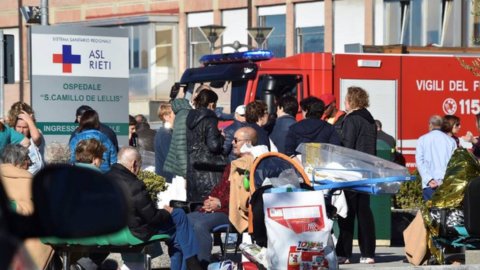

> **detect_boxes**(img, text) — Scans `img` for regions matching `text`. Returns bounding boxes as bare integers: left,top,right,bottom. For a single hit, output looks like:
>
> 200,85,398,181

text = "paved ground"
104,244,480,269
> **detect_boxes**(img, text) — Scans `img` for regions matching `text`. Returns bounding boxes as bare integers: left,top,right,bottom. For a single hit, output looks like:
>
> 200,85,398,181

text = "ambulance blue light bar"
200,50,274,65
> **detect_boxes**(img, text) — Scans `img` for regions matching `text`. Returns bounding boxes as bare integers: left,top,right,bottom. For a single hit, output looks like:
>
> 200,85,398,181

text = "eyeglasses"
233,138,247,144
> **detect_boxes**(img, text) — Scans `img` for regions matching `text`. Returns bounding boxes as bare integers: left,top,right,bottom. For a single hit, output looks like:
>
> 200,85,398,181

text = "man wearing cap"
319,93,346,134
270,96,298,154
70,105,119,152
222,105,247,161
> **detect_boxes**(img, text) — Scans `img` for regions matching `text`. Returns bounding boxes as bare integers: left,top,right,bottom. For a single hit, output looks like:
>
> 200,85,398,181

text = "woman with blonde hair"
336,86,377,265
8,101,44,174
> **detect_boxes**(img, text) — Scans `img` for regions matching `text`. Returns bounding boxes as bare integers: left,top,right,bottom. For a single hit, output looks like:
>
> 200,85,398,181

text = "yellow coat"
228,154,254,233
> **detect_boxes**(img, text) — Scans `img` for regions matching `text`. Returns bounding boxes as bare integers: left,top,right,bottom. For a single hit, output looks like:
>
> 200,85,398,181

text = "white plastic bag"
263,190,337,270
156,176,186,208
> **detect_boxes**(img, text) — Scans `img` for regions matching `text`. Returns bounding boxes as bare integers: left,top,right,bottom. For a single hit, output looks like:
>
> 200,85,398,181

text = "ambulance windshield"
186,80,247,121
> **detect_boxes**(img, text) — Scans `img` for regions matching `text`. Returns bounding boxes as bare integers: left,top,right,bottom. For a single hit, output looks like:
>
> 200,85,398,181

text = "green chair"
42,227,169,270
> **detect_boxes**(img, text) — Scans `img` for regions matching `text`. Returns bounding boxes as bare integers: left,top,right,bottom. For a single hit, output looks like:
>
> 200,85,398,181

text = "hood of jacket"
348,108,375,124
290,119,331,140
186,108,217,129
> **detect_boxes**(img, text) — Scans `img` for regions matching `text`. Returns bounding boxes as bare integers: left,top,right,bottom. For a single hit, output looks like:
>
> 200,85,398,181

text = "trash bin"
370,139,394,246
333,194,392,246
369,194,392,246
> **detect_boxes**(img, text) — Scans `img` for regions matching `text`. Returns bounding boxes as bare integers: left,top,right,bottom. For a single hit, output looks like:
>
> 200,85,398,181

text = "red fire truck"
179,49,480,168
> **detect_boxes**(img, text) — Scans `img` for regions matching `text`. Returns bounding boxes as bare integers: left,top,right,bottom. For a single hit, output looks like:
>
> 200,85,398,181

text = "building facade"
1,0,479,119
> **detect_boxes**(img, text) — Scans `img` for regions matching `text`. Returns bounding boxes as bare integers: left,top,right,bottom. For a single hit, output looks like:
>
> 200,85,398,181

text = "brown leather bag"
403,211,429,265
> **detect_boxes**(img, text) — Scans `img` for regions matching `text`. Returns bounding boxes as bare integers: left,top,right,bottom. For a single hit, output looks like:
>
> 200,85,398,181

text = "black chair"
211,223,242,260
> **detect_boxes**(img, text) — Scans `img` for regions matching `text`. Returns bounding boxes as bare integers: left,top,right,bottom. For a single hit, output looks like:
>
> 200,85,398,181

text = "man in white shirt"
415,115,457,200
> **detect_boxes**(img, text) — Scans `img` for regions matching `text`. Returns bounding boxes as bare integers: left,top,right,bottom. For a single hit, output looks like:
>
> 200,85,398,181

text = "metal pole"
247,0,252,47
0,31,4,119
18,0,24,102
40,0,48,25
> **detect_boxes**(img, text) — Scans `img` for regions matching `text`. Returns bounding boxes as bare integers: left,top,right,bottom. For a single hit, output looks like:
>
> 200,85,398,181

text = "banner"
31,26,129,145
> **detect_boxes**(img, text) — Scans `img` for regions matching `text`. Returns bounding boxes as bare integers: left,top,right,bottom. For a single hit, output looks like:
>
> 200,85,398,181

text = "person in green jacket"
164,84,208,178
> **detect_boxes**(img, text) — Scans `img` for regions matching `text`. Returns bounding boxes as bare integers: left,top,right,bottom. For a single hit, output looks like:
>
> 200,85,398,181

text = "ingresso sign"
31,26,129,145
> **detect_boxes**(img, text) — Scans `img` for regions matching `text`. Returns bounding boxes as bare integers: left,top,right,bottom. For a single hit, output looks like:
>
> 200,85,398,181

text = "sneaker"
360,257,375,264
337,256,350,264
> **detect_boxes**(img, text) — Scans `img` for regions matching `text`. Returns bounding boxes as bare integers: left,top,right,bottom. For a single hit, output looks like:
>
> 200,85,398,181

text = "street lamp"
247,27,274,49
199,25,275,53
20,6,41,24
198,24,226,53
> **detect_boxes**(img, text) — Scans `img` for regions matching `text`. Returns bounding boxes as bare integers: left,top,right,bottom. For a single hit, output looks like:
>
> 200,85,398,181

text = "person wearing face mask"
186,89,226,202
154,102,175,183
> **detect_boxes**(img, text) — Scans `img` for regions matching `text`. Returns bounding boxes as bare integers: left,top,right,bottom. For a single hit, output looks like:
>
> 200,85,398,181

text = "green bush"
138,170,167,203
393,170,423,210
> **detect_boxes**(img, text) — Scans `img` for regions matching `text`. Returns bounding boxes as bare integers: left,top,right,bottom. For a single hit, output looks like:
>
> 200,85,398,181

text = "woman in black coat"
336,86,377,265
186,88,226,202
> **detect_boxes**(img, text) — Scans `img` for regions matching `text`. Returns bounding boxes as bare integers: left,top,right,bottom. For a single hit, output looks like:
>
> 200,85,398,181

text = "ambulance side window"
255,74,302,107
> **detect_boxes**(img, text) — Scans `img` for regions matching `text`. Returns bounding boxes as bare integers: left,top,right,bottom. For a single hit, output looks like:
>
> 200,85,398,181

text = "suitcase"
463,176,480,237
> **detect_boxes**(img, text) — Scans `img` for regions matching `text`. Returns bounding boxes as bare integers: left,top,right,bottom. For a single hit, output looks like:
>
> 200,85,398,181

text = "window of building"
155,26,173,67
296,27,325,53
1,28,20,82
127,24,149,70
188,28,210,67
333,0,364,52
383,1,403,44
222,9,248,53
187,12,213,68
295,2,325,53
384,0,449,46
441,0,462,46
258,5,286,57
472,0,480,46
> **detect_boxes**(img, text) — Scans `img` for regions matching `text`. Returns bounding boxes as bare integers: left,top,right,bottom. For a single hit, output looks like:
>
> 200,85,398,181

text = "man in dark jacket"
222,105,247,161
270,96,298,154
375,119,395,149
135,121,156,152
106,146,203,270
285,97,341,156
70,105,119,152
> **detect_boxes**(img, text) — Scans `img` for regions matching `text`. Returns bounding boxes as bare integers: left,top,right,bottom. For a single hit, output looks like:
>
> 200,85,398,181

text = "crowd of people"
0,83,479,270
